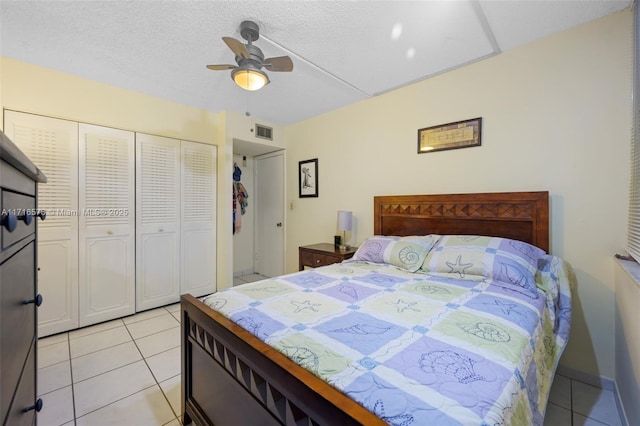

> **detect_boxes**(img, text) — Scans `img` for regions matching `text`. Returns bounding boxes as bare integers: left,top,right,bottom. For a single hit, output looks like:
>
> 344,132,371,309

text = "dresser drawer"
4,340,37,426
1,190,36,250
301,251,326,267
0,241,36,421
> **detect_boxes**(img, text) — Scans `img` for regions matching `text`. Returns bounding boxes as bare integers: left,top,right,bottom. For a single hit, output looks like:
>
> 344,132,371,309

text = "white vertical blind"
628,2,640,262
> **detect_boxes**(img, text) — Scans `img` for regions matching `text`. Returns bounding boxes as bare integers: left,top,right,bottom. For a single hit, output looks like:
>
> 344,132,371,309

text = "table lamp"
337,211,353,251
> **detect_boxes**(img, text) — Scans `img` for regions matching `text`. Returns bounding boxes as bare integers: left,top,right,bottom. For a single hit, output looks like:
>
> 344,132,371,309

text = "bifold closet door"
181,141,216,297
136,134,180,311
78,124,135,326
3,111,79,337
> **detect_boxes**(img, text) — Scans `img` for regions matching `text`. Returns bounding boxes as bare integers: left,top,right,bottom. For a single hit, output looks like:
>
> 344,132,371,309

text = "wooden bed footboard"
181,294,384,426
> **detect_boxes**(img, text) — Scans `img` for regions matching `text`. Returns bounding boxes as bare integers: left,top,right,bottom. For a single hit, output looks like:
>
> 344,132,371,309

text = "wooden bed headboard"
374,191,549,252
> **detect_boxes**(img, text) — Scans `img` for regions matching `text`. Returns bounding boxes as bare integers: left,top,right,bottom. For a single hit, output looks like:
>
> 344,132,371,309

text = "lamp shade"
337,211,353,232
232,67,269,91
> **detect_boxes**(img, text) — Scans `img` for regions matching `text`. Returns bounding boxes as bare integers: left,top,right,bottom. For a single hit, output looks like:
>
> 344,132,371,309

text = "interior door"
3,111,79,337
181,141,216,296
136,134,180,311
256,152,284,277
78,124,135,326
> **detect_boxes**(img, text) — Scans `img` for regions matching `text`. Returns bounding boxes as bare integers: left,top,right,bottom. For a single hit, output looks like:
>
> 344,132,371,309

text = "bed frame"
181,191,549,425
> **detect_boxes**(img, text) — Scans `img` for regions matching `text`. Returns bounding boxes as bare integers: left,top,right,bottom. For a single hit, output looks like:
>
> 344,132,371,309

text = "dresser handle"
18,212,33,225
1,213,17,232
22,398,43,413
316,259,321,264
37,210,46,221
24,294,43,307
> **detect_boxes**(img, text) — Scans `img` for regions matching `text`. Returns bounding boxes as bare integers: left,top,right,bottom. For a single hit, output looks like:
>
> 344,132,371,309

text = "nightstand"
299,243,357,271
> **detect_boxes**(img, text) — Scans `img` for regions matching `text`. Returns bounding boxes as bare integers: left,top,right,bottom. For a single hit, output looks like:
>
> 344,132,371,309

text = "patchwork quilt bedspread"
203,253,573,425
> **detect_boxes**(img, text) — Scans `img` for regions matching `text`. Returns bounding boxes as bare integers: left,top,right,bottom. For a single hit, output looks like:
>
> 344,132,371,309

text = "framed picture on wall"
299,158,318,198
418,117,482,153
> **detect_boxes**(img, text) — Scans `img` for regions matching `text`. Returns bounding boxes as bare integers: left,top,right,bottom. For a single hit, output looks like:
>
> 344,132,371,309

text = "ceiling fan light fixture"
231,67,269,91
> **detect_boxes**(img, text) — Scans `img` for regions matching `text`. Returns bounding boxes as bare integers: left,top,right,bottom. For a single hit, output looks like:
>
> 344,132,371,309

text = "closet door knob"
276,222,282,227
2,213,17,232
24,294,43,307
37,210,46,220
22,398,43,413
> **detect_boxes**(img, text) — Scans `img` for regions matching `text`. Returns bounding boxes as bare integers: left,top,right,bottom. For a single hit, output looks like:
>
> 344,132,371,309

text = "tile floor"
37,300,625,426
37,304,182,426
233,272,270,286
545,374,625,426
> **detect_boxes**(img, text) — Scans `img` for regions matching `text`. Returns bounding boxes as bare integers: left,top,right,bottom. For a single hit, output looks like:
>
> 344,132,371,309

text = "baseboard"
556,365,629,426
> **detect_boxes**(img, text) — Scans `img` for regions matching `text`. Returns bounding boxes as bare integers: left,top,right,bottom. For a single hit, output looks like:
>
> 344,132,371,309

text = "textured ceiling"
0,0,631,126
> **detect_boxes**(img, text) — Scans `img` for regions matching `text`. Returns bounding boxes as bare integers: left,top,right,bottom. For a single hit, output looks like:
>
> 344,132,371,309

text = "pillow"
400,234,441,249
349,235,436,272
421,235,546,290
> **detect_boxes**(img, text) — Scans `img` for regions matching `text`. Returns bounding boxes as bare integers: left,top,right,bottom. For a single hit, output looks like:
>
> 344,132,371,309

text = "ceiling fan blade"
263,56,293,72
222,36,249,59
206,64,236,71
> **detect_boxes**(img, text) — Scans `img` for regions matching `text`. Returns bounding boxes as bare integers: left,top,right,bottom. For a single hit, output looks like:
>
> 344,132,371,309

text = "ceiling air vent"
255,124,273,141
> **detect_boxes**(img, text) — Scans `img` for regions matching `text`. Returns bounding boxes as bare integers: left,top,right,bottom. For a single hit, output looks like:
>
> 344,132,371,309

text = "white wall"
284,10,632,379
232,154,255,276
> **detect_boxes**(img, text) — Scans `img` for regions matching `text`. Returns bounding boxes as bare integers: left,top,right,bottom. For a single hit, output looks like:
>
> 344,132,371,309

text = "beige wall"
284,10,632,379
0,57,233,291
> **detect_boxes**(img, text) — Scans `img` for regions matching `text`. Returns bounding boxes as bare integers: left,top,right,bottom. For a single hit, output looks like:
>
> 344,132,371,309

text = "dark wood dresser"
1,131,46,426
298,243,357,271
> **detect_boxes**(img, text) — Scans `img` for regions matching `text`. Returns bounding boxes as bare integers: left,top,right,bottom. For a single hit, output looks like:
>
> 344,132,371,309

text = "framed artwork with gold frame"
418,117,482,153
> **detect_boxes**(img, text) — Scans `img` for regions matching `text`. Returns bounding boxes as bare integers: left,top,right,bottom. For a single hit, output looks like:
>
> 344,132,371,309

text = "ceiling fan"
207,20,293,91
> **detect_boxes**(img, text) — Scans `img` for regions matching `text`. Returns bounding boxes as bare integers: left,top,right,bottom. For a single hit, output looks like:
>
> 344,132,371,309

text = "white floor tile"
125,313,179,340
38,341,70,369
572,381,622,426
38,360,71,396
69,326,132,358
38,332,68,348
135,327,180,358
72,341,142,383
73,360,156,417
543,402,571,426
159,374,181,416
573,413,608,426
163,419,181,426
242,274,268,283
37,385,74,426
171,310,181,323
123,306,172,325
165,303,180,313
549,374,572,410
75,385,175,426
146,347,181,383
233,277,245,286
69,318,124,340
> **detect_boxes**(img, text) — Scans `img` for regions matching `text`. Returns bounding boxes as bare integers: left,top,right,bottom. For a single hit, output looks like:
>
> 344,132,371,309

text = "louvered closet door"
181,141,216,296
4,111,80,337
78,124,135,326
136,134,180,311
